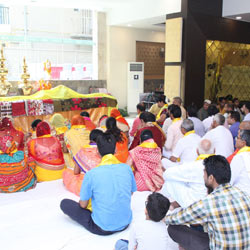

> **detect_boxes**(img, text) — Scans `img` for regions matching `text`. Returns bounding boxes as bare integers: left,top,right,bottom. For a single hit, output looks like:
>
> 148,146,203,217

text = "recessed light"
236,16,242,20
127,24,132,27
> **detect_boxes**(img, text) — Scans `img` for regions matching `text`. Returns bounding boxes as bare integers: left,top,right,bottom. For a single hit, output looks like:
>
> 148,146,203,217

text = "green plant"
118,107,129,117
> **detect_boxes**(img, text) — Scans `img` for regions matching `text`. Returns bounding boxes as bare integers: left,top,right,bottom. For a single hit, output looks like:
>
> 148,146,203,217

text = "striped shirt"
165,184,250,250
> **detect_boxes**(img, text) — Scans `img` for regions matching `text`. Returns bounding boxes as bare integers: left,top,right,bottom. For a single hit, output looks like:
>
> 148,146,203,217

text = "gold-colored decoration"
0,46,11,96
20,57,33,95
205,40,250,101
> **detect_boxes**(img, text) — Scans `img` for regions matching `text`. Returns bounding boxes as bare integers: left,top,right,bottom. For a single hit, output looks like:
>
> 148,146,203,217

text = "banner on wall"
28,63,93,80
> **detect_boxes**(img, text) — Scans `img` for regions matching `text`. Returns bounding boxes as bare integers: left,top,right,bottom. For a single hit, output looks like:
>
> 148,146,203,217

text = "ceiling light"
127,24,132,27
236,16,242,20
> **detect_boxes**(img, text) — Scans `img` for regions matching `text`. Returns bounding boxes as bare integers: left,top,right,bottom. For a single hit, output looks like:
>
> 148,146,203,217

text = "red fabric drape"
36,122,51,137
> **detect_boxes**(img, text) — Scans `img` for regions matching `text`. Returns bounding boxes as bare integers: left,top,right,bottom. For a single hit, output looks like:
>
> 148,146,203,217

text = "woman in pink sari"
127,129,164,191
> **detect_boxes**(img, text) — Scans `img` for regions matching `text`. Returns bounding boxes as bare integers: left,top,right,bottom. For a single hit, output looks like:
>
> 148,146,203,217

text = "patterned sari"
28,122,65,182
129,139,164,191
0,135,36,193
64,115,90,157
0,117,24,150
63,143,101,196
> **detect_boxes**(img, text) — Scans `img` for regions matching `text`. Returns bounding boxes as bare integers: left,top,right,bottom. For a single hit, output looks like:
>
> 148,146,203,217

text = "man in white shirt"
161,139,213,208
242,101,250,121
203,114,234,158
162,119,200,169
187,105,205,137
162,104,174,135
230,129,250,195
202,104,219,132
162,105,183,158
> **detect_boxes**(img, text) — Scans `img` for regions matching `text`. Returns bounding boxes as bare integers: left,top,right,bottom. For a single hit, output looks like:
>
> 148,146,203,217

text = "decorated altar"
0,85,117,132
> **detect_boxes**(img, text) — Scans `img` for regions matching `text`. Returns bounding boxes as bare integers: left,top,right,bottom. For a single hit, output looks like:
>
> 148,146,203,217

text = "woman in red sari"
127,129,164,191
106,117,128,163
0,117,24,150
28,121,65,182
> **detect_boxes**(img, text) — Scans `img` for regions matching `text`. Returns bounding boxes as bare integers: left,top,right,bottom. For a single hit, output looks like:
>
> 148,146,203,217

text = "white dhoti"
160,160,207,208
162,158,179,170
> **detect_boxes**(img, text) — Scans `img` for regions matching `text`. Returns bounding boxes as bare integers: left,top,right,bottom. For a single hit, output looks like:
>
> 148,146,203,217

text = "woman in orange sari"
0,117,24,150
110,108,130,136
106,117,128,163
28,121,65,182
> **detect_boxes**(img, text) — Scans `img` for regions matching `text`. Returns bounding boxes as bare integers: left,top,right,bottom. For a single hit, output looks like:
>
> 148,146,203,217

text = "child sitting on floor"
115,192,170,250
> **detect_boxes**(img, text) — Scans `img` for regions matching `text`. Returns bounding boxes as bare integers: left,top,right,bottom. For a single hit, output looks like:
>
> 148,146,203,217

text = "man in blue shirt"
227,111,240,147
60,132,137,235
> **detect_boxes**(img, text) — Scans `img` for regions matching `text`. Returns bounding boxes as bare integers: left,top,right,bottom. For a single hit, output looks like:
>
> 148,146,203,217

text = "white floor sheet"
0,180,178,250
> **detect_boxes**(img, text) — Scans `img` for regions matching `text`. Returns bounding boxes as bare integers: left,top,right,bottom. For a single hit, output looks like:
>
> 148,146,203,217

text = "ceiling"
1,0,250,31
225,13,250,23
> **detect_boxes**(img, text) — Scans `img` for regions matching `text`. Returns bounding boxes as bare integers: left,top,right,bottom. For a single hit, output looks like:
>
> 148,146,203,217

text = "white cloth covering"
230,151,250,196
202,125,234,158
128,220,169,250
0,180,178,250
161,160,207,208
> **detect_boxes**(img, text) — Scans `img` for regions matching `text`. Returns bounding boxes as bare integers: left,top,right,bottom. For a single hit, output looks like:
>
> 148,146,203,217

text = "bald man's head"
197,139,215,155
239,121,250,131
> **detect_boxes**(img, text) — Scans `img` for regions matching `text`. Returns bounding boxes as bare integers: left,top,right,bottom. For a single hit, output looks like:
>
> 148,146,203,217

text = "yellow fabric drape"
55,126,68,135
184,130,195,137
35,166,65,182
0,85,117,102
196,154,215,161
71,125,86,129
39,134,52,138
237,146,250,155
139,141,158,149
156,104,168,120
172,118,181,124
97,154,121,167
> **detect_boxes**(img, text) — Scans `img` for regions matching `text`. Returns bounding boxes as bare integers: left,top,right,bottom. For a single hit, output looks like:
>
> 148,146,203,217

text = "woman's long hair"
106,117,123,142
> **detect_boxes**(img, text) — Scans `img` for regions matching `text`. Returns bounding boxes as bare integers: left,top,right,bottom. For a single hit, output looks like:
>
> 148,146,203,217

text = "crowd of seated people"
1,96,250,250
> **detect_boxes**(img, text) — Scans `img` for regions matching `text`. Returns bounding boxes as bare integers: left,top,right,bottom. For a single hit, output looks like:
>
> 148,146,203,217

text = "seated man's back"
81,159,136,231
60,132,136,235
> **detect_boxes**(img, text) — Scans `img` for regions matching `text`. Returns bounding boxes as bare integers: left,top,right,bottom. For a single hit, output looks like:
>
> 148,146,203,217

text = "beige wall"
107,26,165,108
164,17,183,102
